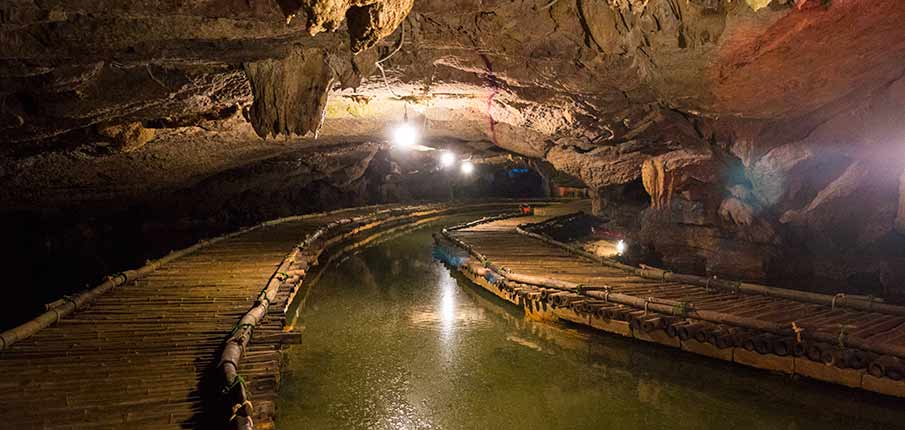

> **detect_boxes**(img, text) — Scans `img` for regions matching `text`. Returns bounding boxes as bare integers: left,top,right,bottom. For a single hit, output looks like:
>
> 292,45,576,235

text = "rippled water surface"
278,219,905,430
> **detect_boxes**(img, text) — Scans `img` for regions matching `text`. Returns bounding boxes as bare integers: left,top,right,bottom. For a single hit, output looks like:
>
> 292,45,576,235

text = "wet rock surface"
2,0,905,308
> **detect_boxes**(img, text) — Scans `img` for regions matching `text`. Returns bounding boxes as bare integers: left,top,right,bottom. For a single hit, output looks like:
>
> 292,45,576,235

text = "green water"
277,221,905,430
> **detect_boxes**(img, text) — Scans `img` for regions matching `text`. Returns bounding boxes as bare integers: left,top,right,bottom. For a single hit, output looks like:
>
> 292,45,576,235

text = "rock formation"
3,0,905,311
244,48,335,138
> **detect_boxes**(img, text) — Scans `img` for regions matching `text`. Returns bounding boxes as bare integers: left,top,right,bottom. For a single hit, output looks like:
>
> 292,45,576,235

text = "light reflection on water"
409,265,489,344
277,220,905,430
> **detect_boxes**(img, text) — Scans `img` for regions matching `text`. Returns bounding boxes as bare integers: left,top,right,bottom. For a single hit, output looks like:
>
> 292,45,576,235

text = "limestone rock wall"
637,147,786,280
627,75,905,294
2,0,905,299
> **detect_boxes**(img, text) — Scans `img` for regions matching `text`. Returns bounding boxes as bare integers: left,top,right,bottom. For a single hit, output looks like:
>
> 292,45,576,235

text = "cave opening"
2,0,905,428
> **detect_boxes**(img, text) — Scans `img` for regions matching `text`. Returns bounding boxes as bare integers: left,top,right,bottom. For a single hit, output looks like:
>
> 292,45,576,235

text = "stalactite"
243,48,334,138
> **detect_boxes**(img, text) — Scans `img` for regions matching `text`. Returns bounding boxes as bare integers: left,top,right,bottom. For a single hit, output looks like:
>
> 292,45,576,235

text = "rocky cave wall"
312,0,905,298
637,75,905,292
3,0,905,318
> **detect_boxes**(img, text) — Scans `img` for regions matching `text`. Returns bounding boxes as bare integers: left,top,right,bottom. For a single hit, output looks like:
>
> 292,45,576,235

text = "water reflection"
278,221,905,430
409,266,487,343
439,269,456,339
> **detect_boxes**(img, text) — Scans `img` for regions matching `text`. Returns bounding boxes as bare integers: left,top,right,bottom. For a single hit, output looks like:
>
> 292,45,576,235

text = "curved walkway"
0,203,520,429
439,210,905,399
0,210,376,429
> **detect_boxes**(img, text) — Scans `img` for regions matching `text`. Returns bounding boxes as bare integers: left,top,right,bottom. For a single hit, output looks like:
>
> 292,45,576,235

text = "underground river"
277,217,905,430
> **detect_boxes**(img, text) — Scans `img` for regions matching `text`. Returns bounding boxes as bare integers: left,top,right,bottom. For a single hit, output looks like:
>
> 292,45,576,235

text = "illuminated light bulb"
440,151,456,168
460,160,475,175
392,123,418,149
616,240,626,255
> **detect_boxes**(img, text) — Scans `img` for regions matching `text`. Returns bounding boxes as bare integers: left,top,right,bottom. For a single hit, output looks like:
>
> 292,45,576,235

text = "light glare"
616,240,626,255
392,123,418,149
440,151,456,168
460,161,475,175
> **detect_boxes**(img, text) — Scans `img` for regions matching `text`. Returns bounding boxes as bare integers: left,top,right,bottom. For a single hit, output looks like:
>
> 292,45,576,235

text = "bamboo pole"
0,203,411,351
438,230,905,361
515,213,905,317
218,202,542,428
0,202,544,430
2,201,539,351
868,355,904,380
218,205,446,426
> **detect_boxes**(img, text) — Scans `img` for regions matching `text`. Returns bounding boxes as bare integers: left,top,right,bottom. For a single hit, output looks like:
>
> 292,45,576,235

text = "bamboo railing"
0,203,400,351
0,201,551,430
516,211,905,317
435,211,905,390
219,202,550,428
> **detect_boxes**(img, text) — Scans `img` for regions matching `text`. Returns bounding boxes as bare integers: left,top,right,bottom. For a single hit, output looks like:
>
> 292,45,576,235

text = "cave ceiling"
2,0,905,213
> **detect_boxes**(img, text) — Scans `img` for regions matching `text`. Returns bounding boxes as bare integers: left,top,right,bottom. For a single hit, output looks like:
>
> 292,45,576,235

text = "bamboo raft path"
0,202,522,430
436,208,905,399
0,207,379,430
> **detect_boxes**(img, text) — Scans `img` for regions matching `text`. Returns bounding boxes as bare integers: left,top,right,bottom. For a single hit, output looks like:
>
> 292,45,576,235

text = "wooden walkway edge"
0,202,524,430
434,209,905,399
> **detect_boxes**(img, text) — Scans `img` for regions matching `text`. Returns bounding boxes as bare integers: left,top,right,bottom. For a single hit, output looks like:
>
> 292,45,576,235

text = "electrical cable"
375,20,406,98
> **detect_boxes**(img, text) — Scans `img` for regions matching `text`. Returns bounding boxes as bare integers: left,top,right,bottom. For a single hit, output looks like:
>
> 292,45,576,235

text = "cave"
2,0,905,428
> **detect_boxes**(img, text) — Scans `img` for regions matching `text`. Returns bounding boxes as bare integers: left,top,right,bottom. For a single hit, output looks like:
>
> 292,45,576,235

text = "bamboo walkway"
5,200,902,429
0,202,530,429
438,211,905,398
0,206,392,430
